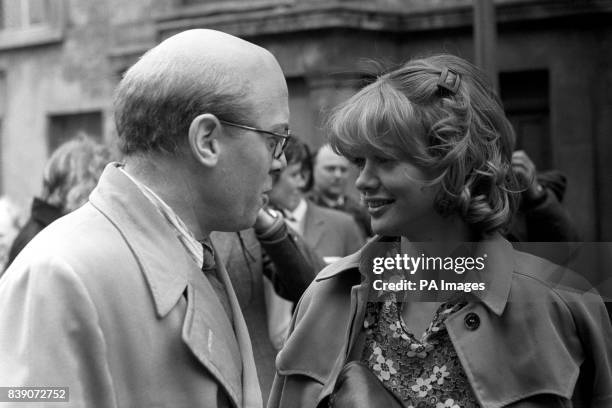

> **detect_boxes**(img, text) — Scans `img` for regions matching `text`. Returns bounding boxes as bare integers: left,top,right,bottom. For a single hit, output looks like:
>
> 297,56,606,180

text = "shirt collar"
285,198,308,234
290,198,308,224
90,164,193,317
315,189,345,208
316,234,514,316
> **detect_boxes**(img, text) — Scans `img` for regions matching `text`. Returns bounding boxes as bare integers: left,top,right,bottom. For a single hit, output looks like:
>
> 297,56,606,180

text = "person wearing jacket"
269,55,612,408
508,150,580,243
267,137,365,263
0,29,290,407
4,135,114,273
212,206,326,402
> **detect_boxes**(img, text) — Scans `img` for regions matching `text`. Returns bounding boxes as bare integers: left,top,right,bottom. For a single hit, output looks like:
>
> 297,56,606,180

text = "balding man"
0,30,289,408
309,144,372,237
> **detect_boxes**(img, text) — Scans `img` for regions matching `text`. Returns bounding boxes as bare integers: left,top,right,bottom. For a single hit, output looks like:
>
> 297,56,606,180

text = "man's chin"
213,208,259,232
242,210,260,230
325,189,343,199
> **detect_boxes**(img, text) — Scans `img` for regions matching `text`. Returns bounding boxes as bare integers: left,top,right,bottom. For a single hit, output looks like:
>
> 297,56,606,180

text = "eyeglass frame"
219,120,291,160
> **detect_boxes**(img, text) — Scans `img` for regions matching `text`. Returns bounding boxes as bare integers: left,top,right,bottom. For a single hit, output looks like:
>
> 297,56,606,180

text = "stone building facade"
0,0,611,241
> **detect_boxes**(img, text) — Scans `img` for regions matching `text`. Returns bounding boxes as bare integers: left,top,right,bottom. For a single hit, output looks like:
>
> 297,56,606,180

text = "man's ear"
188,114,221,167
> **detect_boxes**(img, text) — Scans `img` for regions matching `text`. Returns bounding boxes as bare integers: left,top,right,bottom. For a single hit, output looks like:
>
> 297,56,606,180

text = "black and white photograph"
0,0,611,407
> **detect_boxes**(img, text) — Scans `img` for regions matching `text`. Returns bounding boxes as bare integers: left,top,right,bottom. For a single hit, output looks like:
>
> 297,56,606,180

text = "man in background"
270,139,364,262
309,143,372,238
264,137,364,357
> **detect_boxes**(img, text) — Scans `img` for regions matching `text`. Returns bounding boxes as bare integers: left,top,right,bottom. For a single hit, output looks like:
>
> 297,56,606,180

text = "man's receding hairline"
314,144,348,166
114,29,282,155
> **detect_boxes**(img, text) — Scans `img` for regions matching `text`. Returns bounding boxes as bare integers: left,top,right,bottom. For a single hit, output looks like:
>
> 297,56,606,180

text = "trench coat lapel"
90,164,261,408
182,262,243,406
213,252,262,408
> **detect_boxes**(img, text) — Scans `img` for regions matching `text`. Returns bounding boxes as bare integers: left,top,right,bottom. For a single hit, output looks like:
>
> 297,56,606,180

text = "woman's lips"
364,198,395,215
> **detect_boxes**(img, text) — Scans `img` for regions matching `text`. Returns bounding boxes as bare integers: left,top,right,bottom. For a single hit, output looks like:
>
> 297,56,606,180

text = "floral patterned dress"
360,294,480,408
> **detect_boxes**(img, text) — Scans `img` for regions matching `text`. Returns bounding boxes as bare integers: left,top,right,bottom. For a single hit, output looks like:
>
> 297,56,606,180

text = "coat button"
464,312,480,330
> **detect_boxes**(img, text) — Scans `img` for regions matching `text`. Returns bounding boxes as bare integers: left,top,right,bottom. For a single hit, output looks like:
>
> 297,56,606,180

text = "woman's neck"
401,216,474,256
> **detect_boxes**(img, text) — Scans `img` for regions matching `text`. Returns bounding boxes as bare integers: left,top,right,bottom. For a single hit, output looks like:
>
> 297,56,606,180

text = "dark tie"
201,240,233,324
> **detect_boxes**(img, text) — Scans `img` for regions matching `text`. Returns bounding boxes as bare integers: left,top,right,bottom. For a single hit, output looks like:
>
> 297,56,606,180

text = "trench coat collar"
316,234,514,316
90,163,189,318
89,163,263,408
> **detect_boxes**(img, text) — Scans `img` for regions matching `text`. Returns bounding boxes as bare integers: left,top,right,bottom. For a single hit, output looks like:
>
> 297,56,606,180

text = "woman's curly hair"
42,134,116,213
328,54,519,237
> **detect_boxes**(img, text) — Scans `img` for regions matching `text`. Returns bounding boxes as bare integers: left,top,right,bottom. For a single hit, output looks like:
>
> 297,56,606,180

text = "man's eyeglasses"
219,120,291,160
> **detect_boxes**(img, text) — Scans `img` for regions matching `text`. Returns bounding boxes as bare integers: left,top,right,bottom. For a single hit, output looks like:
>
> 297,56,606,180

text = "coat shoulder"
510,249,601,304
5,202,137,297
313,204,356,225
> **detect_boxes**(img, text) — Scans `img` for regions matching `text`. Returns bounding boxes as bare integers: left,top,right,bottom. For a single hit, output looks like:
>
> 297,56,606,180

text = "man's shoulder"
6,203,131,281
309,202,357,226
343,194,366,211
38,202,118,245
305,190,324,204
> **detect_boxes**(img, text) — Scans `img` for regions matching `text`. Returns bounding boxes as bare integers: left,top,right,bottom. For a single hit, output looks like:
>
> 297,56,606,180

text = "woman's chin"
371,220,398,237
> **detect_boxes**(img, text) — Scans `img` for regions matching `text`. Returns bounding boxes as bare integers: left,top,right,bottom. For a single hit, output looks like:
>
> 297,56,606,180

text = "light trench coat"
0,164,261,408
269,235,612,408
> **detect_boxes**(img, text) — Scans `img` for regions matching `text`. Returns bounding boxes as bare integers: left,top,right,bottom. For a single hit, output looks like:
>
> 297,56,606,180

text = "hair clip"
437,67,461,95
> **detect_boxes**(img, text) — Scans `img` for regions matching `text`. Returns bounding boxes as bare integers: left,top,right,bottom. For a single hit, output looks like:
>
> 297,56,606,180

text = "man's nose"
296,175,307,189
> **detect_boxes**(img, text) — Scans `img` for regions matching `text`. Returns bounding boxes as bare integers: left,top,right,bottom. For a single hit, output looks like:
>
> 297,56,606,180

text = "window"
29,0,52,26
48,112,103,155
0,0,64,49
0,0,53,30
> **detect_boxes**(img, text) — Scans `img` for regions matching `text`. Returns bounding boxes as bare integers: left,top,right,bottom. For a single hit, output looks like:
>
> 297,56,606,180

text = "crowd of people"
0,29,609,408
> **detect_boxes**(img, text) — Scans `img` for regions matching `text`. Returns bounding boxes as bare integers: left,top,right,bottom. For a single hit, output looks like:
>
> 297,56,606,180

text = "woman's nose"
271,152,287,172
355,160,379,192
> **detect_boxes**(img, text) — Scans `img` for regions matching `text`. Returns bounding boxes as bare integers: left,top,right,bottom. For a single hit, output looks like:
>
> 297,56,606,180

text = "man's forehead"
317,146,349,166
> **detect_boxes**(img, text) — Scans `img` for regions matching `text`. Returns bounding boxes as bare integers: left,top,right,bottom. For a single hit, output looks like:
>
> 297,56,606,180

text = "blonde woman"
269,55,612,408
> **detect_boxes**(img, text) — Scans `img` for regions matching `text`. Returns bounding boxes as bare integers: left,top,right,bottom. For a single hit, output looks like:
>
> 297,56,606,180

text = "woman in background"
269,54,612,408
0,197,22,270
4,135,114,271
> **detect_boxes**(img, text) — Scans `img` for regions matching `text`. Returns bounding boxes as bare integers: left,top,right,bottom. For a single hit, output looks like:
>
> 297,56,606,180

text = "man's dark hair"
283,137,314,192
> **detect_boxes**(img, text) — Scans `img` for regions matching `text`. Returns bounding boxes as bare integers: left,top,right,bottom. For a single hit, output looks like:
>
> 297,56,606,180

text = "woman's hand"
512,150,545,202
